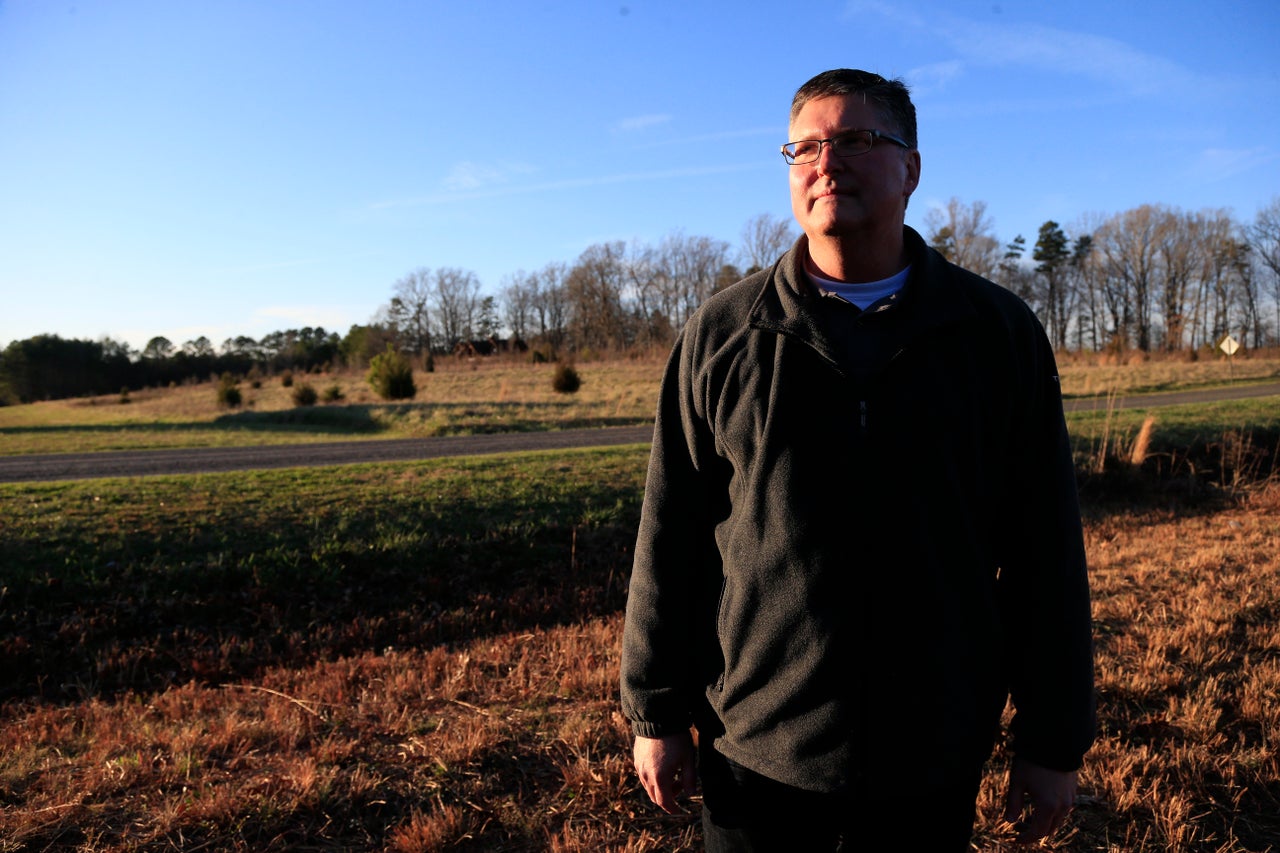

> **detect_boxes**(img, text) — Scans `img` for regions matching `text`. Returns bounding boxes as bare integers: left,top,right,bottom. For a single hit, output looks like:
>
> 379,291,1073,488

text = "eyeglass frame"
780,129,912,166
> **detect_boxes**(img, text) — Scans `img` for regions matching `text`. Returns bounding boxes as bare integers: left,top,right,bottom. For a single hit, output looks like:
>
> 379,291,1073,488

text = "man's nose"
814,141,844,175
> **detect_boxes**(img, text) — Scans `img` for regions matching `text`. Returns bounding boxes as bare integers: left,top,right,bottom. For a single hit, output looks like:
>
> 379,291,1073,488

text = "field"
2,353,1280,851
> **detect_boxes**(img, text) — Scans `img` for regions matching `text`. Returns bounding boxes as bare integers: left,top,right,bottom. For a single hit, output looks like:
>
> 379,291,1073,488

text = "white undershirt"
809,265,911,311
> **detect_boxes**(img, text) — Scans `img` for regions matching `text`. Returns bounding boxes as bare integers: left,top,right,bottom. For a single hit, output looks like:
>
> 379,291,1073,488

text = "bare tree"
625,241,671,348
499,269,538,344
566,242,631,351
661,230,730,331
923,197,1001,279
1203,231,1256,348
739,213,797,274
432,267,483,350
392,268,434,357
539,262,571,349
1247,196,1280,345
1093,205,1172,351
1155,210,1204,351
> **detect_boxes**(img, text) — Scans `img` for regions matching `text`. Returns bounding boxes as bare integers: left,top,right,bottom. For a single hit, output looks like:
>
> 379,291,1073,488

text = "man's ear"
904,149,921,199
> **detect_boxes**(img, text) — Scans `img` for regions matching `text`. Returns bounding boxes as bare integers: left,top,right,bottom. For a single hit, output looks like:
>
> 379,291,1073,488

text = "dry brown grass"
3,353,1280,850
0,618,693,851
13,355,667,422
0,356,669,455
1054,350,1280,398
4,352,1278,456
5,485,1280,850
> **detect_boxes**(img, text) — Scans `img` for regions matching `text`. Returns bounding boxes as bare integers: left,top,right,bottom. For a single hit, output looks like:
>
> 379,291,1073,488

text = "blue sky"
2,0,1278,352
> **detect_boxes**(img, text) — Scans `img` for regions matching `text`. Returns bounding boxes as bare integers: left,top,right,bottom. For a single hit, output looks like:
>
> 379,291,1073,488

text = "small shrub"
216,373,242,408
118,387,131,405
322,384,344,403
281,370,294,388
368,345,417,401
424,352,435,373
291,382,318,407
551,362,581,394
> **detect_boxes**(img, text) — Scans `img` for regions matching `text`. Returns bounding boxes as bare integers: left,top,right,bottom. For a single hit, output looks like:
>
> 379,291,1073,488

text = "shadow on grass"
2,473,642,706
8,432,1274,709
1,400,589,439
0,408,385,437
214,400,641,436
213,404,386,433
1075,425,1280,513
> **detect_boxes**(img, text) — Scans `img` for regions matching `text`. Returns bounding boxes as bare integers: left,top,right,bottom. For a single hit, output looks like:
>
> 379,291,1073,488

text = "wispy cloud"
849,0,1204,98
615,113,673,132
905,60,965,96
442,160,537,191
1193,146,1279,182
366,161,770,210
948,22,1197,96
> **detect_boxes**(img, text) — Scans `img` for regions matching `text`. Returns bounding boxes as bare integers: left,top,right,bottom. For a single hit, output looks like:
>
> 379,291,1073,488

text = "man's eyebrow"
790,127,859,139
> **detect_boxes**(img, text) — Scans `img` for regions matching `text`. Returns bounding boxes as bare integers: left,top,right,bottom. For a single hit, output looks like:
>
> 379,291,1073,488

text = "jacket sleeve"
620,325,726,738
998,312,1096,771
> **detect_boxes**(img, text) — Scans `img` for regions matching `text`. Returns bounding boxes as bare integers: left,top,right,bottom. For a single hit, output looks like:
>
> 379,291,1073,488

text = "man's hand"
633,731,697,814
1003,756,1078,844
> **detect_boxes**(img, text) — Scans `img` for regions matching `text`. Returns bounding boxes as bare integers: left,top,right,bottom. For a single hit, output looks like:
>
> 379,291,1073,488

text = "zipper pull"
859,400,868,430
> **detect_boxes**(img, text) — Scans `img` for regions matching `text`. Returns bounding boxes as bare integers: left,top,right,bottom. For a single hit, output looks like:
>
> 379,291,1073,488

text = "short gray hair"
790,69,917,150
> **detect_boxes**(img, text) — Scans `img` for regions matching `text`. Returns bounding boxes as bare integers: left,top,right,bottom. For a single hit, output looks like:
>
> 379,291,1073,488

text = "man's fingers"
641,770,686,814
649,780,680,814
1004,759,1078,843
633,732,696,814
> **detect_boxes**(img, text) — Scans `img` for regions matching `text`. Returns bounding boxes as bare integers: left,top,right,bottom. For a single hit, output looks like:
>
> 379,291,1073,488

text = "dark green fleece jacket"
620,227,1095,792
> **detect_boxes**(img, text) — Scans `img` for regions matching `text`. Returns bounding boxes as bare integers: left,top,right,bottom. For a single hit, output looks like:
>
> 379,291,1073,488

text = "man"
620,69,1095,850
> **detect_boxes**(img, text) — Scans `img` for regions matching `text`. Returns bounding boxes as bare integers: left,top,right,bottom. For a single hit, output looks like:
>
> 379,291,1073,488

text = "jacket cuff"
1010,741,1087,773
630,719,689,739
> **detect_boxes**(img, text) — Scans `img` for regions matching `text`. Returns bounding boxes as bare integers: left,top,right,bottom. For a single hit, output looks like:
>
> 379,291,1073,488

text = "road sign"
1219,334,1240,357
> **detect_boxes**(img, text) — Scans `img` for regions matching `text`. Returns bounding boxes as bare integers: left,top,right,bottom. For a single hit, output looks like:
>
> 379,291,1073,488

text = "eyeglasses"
780,129,911,165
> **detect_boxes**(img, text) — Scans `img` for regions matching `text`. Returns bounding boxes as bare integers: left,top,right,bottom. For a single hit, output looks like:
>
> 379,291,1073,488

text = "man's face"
787,95,920,242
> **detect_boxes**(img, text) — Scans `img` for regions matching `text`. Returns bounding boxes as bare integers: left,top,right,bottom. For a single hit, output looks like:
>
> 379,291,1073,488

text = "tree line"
4,200,1279,404
925,197,1280,354
329,196,1280,364
0,214,796,403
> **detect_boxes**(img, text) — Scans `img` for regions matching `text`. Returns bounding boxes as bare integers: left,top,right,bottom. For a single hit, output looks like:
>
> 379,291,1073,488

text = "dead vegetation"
2,367,1280,850
4,476,1278,851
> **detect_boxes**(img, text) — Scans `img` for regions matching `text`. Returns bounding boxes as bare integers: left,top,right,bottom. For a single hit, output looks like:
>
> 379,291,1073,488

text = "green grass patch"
0,445,650,703
1067,396,1280,448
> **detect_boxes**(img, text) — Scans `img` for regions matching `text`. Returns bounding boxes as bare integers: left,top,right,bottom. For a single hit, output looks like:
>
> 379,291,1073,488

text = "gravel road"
2,381,1277,484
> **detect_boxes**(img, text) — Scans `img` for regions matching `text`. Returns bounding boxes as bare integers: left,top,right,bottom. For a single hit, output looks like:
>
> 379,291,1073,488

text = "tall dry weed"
1129,414,1157,466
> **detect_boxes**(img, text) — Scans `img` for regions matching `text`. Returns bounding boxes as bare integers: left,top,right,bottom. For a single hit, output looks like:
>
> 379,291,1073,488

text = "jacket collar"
747,225,979,343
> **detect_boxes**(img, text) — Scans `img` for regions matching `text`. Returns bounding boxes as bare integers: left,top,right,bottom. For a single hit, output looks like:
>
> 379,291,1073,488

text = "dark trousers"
699,741,981,852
